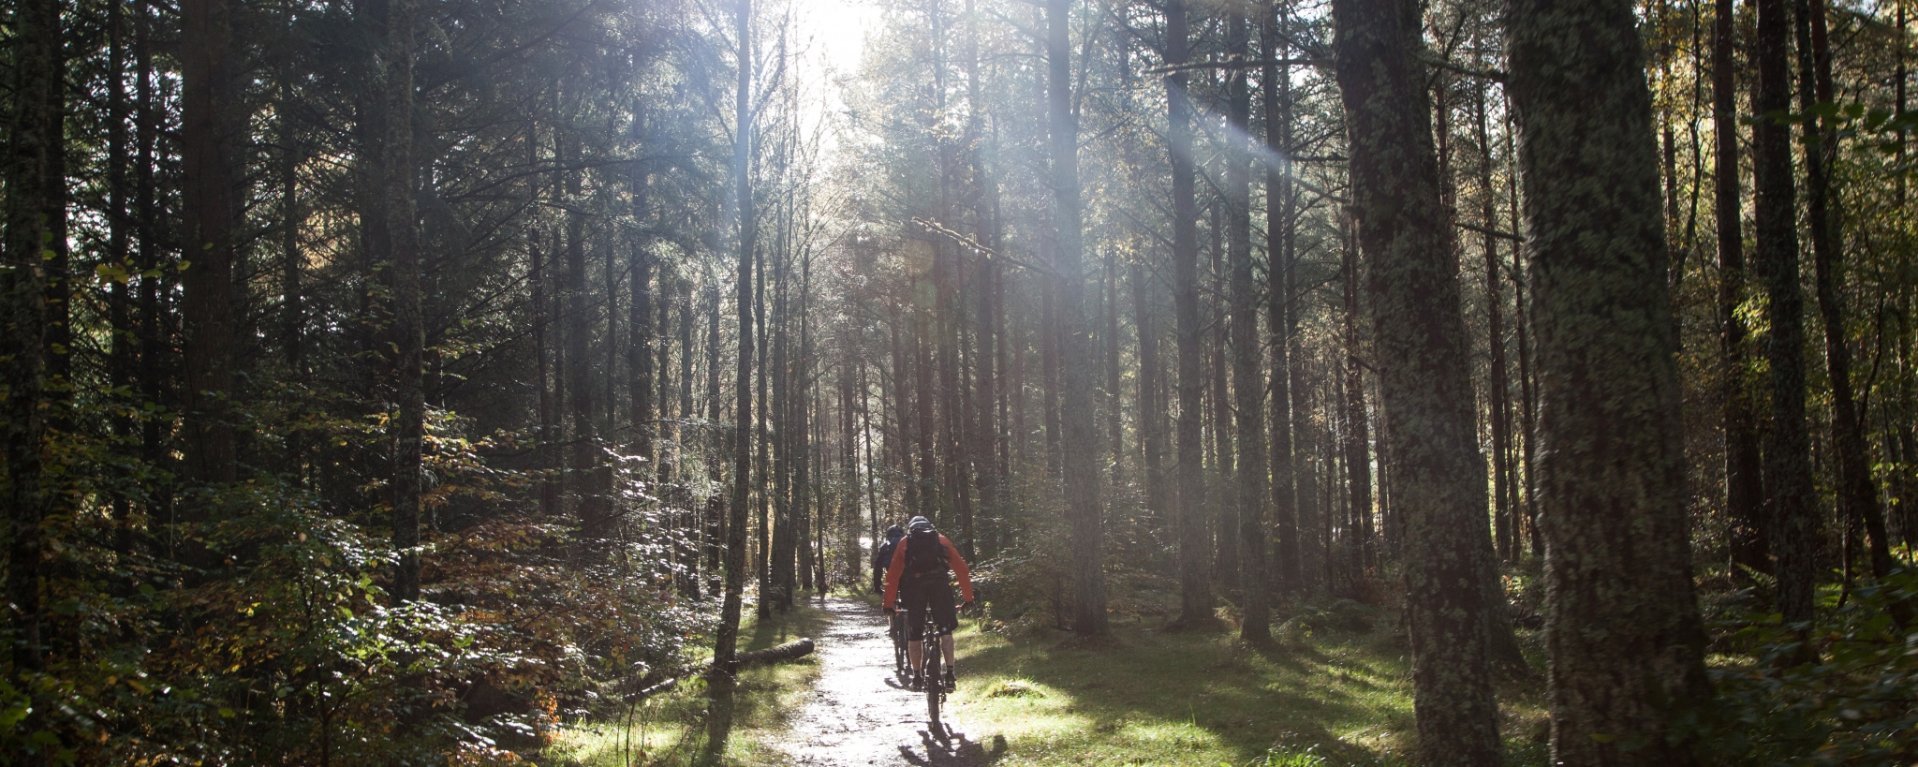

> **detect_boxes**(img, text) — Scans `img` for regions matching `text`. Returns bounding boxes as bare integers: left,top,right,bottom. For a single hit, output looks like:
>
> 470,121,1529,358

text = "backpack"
904,527,947,579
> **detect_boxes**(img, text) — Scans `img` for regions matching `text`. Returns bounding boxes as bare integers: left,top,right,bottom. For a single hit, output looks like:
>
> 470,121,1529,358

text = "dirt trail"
776,596,1005,766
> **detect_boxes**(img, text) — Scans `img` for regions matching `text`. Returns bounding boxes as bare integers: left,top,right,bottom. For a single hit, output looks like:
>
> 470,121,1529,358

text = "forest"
2,0,1916,763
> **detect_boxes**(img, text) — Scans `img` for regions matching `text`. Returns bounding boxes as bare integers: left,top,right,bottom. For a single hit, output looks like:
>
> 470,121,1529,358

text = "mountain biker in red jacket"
882,516,974,691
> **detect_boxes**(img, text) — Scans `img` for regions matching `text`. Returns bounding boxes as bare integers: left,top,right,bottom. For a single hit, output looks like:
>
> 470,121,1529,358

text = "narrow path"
777,596,1005,766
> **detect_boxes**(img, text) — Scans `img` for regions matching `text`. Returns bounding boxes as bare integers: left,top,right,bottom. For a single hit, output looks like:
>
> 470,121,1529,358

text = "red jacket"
882,532,975,610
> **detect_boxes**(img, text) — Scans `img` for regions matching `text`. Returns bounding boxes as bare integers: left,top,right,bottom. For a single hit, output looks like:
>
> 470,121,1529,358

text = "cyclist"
873,524,907,664
872,523,905,594
882,516,974,692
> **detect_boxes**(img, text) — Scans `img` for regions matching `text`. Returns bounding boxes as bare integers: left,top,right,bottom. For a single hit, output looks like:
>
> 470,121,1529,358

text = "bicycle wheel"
924,634,943,735
892,618,907,674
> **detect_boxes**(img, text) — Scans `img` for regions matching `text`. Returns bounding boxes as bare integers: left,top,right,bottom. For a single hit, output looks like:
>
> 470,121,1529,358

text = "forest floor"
765,591,1548,767
548,588,1552,766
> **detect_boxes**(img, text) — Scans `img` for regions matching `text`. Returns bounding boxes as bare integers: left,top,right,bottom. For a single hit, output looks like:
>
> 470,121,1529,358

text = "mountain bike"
888,610,907,675
919,606,950,736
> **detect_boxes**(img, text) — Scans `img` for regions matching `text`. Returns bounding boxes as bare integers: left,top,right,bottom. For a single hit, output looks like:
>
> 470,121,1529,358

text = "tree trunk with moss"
1330,0,1500,762
1505,0,1715,762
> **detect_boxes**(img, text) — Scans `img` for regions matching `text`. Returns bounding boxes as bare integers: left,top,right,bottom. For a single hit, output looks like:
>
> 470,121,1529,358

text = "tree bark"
1224,8,1269,643
1166,0,1214,626
1795,0,1896,582
1134,261,1170,530
360,0,422,600
182,0,244,488
1475,79,1516,565
1263,4,1301,594
709,0,756,754
1331,0,1501,761
2,0,64,672
1339,214,1374,582
1714,0,1768,580
1753,0,1819,633
1505,0,1716,762
1047,0,1109,635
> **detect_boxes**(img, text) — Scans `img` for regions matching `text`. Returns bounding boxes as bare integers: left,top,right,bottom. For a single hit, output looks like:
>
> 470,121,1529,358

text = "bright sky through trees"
792,0,877,158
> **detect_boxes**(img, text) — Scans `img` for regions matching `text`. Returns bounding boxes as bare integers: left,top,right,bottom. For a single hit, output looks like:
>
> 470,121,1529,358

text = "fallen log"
626,638,816,703
735,638,815,668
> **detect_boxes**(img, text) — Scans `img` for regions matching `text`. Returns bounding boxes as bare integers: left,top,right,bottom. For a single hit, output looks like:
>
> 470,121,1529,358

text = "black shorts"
901,577,957,641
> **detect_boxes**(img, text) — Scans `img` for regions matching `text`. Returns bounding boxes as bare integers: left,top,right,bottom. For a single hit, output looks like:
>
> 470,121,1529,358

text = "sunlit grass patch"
943,600,1545,767
544,599,829,767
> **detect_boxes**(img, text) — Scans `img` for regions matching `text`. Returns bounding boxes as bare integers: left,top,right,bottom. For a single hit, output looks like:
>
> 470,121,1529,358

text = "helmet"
884,524,905,542
908,516,933,532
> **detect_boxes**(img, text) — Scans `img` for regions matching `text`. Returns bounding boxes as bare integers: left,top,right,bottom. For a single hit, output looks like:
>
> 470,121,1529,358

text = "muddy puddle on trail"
774,596,1006,766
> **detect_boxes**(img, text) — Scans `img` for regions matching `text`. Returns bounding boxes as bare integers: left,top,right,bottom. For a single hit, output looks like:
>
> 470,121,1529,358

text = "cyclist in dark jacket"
873,524,907,653
872,524,905,594
883,516,974,691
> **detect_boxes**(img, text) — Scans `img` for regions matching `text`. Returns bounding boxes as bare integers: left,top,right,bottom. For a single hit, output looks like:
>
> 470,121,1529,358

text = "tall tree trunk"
1134,261,1170,529
1106,259,1124,486
1047,0,1109,635
109,0,137,546
796,251,818,596
1041,284,1062,478
1166,0,1214,626
136,0,170,528
182,0,243,488
680,277,701,597
1505,1,1715,762
1753,0,1819,634
1715,0,1768,579
631,179,656,473
1475,80,1516,564
1264,4,1301,593
771,243,795,610
277,37,306,479
3,0,64,672
1210,202,1238,588
1503,99,1543,560
705,281,725,586
756,225,774,616
1340,214,1375,580
1226,8,1270,644
1796,0,1895,581
361,0,422,600
561,129,606,540
709,0,755,753
1331,0,1501,762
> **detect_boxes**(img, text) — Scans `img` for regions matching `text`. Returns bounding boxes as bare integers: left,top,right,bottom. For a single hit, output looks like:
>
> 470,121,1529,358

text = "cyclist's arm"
882,539,908,610
938,533,975,603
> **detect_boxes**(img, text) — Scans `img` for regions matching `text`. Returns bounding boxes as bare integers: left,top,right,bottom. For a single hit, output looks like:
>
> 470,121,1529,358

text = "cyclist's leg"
931,581,958,666
904,579,929,674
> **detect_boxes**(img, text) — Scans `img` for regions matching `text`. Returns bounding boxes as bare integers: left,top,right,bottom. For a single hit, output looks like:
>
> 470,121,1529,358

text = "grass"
543,597,831,767
544,588,1552,767
941,600,1550,767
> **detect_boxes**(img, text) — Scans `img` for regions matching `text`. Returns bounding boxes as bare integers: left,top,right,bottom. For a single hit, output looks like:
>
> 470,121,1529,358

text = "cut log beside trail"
630,638,817,703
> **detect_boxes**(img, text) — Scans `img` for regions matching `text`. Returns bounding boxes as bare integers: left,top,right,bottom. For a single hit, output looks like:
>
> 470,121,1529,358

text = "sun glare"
792,0,877,158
